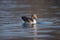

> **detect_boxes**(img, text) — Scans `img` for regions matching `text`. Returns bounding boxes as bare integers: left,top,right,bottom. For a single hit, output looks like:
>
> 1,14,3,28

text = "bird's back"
21,16,33,22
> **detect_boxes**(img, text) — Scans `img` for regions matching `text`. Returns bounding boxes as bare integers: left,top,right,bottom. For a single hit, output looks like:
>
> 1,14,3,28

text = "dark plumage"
21,14,37,24
21,16,33,22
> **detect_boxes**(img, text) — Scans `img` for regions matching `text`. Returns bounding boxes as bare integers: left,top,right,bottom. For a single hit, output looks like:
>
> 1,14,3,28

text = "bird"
21,14,38,24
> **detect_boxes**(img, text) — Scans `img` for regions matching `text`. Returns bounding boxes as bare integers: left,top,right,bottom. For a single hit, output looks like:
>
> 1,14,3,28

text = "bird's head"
32,14,38,19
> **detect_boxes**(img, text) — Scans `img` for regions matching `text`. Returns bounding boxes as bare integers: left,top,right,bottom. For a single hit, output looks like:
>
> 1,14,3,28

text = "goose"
21,14,37,24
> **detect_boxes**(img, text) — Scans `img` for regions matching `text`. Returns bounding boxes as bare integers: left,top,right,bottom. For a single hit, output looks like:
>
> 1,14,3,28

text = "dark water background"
0,0,60,40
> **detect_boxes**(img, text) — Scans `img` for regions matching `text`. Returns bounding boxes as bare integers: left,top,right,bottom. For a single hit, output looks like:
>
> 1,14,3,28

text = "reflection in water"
22,23,38,40
22,23,32,28
32,24,38,40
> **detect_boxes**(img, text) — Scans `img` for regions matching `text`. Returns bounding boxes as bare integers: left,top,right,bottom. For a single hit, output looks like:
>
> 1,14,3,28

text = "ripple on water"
0,18,60,40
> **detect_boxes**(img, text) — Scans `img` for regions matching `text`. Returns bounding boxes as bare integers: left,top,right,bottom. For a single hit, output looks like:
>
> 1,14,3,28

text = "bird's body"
21,14,37,24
